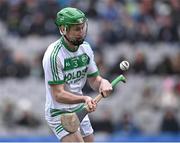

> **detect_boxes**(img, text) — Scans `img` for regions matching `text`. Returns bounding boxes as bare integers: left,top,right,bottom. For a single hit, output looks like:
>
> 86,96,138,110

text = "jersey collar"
61,37,79,52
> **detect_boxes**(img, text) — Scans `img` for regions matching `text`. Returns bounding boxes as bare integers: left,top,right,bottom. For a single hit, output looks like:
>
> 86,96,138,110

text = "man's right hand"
83,96,97,113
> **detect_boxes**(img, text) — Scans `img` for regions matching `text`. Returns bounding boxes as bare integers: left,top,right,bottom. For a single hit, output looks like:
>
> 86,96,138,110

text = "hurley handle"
94,74,126,103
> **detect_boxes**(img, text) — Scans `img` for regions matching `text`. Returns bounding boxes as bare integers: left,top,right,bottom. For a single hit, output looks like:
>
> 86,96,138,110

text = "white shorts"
46,114,94,140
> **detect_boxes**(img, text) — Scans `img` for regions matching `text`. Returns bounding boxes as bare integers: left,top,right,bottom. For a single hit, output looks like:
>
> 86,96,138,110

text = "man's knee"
61,131,84,142
83,134,94,142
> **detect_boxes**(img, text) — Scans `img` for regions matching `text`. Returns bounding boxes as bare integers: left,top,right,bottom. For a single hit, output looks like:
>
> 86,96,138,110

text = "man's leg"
61,131,84,142
83,133,94,142
80,115,94,142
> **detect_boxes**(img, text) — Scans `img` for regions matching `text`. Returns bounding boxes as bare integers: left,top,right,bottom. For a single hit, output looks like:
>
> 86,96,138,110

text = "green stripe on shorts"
55,124,64,134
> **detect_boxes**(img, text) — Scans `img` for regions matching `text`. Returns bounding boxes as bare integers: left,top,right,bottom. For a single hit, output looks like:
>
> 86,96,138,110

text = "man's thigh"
80,115,94,137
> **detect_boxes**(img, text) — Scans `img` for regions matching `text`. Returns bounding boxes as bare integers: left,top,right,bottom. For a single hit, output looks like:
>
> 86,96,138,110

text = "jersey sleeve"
86,46,99,78
43,48,65,85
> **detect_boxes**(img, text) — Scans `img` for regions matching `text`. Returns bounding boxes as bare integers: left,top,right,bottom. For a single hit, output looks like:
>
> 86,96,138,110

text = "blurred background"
0,0,180,142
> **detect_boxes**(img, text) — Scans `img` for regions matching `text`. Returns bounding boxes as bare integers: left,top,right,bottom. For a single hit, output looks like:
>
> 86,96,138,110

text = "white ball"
120,61,129,71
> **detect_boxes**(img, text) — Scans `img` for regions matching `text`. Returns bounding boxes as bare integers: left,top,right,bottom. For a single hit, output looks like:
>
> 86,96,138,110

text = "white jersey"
42,37,99,118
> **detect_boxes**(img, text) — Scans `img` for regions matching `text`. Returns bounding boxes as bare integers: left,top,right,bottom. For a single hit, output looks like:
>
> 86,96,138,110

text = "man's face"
65,22,87,46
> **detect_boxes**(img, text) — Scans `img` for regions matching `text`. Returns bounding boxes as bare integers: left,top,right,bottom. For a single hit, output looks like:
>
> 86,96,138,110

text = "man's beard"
70,38,84,46
64,35,84,46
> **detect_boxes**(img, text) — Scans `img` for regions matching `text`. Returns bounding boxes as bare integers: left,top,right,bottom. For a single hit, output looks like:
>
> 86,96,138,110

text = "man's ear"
59,26,66,35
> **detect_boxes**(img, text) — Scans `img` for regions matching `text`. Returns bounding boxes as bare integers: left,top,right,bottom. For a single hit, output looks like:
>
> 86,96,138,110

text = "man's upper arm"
43,48,65,85
88,75,102,91
86,44,99,78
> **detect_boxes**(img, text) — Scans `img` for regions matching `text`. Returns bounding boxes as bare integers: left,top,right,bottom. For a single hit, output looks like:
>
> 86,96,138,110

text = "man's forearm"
53,90,86,104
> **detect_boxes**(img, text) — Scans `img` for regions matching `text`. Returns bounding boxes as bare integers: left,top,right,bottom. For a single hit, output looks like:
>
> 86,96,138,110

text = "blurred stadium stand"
0,0,180,142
